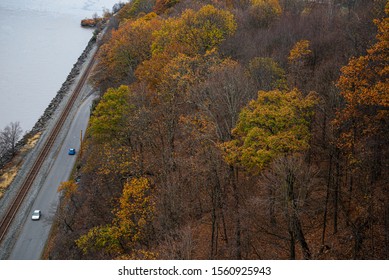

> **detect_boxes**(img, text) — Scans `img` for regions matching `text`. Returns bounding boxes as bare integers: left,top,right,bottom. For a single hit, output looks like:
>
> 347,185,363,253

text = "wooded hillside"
48,0,389,260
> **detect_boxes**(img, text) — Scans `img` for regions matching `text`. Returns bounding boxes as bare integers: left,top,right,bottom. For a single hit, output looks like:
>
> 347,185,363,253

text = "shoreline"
23,35,96,144
0,34,97,170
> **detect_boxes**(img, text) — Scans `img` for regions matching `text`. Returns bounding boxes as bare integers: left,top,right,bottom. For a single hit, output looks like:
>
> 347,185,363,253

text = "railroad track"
0,48,97,244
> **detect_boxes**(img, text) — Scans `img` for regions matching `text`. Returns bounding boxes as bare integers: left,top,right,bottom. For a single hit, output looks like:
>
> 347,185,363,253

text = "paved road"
9,92,95,259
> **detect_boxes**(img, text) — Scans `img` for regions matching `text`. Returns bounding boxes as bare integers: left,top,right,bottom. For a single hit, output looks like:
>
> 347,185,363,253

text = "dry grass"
0,132,41,199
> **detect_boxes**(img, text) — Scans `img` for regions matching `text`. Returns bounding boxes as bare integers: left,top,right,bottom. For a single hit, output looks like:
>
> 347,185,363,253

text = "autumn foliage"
221,89,317,172
76,177,155,259
49,0,389,260
335,4,389,152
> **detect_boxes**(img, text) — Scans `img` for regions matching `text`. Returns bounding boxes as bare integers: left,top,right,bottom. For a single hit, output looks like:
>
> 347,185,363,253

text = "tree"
89,86,132,143
76,177,155,259
58,181,79,209
193,58,256,142
254,155,320,259
335,3,389,158
247,57,287,91
288,40,313,91
334,1,388,183
221,89,317,172
151,5,237,56
154,0,180,14
0,122,23,156
279,0,306,15
249,0,282,28
220,89,317,259
191,58,256,259
117,0,156,21
91,13,161,92
333,2,389,258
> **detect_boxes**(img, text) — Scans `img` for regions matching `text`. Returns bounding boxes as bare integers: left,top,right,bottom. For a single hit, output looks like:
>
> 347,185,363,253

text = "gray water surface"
0,0,118,132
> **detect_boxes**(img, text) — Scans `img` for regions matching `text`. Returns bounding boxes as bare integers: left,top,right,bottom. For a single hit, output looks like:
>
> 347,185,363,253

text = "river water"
0,0,120,133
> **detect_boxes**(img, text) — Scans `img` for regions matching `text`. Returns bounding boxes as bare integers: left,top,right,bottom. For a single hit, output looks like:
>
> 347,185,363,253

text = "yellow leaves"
76,225,122,256
115,176,155,245
220,89,317,173
249,0,282,27
251,0,282,14
58,181,78,202
89,85,131,142
181,4,237,53
288,40,312,62
151,17,182,55
76,177,154,258
288,40,313,88
138,48,222,102
151,5,236,56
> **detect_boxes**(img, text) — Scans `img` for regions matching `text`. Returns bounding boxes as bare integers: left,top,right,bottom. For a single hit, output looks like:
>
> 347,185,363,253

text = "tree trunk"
287,169,311,259
333,149,340,234
385,200,389,259
321,153,333,248
293,213,311,259
231,166,241,259
288,228,296,260
269,185,276,226
211,185,217,259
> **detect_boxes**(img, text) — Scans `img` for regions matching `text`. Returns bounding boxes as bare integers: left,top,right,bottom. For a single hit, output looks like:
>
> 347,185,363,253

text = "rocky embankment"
0,36,96,170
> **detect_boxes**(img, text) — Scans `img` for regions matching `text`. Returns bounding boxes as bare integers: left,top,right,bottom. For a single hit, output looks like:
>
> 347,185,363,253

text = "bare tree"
0,135,6,158
258,155,321,259
193,59,256,142
0,122,23,156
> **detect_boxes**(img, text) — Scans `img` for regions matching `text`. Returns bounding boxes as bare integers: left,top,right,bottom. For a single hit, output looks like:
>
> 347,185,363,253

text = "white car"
31,210,41,220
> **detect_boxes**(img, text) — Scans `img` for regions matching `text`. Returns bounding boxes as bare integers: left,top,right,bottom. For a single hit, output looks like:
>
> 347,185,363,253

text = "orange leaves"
137,49,222,99
334,5,389,151
93,4,237,95
91,14,161,91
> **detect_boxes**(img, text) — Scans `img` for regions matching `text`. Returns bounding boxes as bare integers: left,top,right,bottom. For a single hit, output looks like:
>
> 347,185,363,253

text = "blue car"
68,148,76,155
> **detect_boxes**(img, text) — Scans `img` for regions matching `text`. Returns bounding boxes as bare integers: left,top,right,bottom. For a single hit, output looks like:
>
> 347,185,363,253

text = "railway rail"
0,49,97,244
